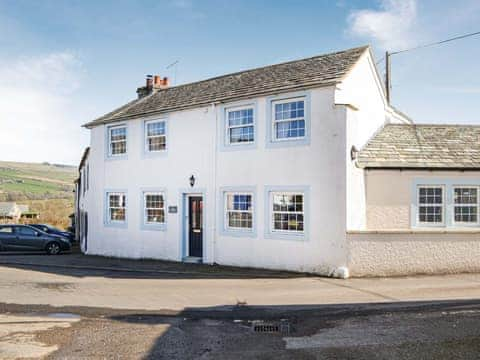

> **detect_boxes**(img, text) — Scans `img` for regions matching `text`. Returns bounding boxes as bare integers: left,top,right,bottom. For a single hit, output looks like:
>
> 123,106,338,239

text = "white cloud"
0,52,86,165
348,0,417,50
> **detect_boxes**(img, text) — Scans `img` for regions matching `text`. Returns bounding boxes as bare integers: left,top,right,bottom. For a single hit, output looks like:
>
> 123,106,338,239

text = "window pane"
275,119,305,139
110,208,125,221
228,109,253,126
111,140,126,155
148,136,166,151
146,194,164,209
454,188,477,204
454,206,477,223
110,127,126,141
418,187,443,204
272,193,304,232
229,126,254,143
418,205,442,223
147,122,165,136
228,212,252,229
146,209,165,223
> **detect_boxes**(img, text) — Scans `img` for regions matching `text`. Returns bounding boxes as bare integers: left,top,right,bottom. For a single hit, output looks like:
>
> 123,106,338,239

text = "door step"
182,256,202,264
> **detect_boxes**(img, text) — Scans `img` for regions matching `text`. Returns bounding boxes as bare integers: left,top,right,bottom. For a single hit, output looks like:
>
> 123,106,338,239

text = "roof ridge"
85,45,370,128
152,45,370,94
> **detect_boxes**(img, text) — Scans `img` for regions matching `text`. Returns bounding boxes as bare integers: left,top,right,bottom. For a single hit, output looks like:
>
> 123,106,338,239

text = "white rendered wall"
86,86,353,275
335,51,390,231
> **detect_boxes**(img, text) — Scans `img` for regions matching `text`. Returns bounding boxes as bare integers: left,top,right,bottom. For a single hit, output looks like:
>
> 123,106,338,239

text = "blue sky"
0,0,479,165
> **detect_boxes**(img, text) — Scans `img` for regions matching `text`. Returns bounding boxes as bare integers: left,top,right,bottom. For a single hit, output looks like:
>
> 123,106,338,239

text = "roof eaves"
83,80,340,128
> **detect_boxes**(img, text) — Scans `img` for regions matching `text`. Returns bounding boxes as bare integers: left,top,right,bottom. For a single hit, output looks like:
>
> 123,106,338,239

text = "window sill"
264,231,306,241
219,228,257,238
104,221,128,229
141,223,167,231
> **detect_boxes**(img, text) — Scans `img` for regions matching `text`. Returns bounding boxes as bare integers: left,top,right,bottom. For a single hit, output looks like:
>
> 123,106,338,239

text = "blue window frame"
145,120,167,153
273,100,305,139
108,126,127,156
266,92,311,148
264,185,310,241
227,108,254,144
219,186,256,237
141,188,167,231
220,101,257,151
104,190,128,228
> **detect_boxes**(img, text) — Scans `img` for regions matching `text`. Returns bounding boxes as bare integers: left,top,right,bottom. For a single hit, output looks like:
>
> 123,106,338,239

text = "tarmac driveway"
0,254,480,359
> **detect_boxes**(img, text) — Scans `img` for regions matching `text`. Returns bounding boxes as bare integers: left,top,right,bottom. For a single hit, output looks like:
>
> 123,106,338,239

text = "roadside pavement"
0,254,479,311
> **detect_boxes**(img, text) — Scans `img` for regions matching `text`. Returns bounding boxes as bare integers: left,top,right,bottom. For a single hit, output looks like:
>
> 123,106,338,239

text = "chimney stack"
137,74,169,99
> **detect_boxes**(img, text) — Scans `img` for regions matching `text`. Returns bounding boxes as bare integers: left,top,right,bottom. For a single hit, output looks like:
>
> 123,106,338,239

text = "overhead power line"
384,30,480,102
390,30,480,55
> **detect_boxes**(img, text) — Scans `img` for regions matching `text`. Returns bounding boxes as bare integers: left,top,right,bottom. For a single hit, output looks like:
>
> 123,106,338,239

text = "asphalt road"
0,254,479,359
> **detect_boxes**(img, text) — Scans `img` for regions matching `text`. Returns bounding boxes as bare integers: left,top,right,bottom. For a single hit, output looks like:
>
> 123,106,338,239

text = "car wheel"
46,242,61,255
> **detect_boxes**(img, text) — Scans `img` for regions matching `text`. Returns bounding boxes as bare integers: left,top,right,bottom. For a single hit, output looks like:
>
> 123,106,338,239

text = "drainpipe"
212,102,218,264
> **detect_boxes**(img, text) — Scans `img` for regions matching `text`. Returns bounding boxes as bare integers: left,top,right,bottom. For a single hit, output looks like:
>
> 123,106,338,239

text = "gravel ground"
2,301,480,359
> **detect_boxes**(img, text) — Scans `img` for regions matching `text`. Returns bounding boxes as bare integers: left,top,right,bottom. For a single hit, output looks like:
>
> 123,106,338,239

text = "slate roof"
357,124,480,169
85,46,369,128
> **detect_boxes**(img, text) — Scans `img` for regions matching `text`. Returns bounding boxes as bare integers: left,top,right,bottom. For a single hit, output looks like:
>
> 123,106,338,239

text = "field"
0,161,77,229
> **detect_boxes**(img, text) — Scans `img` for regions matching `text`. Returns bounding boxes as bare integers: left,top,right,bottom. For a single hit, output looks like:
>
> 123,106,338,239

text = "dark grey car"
0,225,71,255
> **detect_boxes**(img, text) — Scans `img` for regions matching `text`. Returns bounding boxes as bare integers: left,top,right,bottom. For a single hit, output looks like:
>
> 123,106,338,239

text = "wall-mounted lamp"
189,175,195,187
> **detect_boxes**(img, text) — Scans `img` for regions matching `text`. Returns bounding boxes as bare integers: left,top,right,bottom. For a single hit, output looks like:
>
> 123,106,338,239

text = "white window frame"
224,192,254,230
108,125,127,157
416,185,445,227
143,192,166,225
107,192,126,223
452,185,480,226
270,191,305,234
144,119,167,153
225,106,255,146
271,97,306,142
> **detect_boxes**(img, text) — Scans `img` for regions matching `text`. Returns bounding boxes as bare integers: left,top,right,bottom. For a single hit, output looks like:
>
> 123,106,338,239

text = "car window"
0,227,13,233
15,227,37,236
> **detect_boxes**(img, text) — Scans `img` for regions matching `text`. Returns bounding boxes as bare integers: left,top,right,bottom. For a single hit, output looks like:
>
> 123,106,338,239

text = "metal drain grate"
251,320,290,334
253,324,280,333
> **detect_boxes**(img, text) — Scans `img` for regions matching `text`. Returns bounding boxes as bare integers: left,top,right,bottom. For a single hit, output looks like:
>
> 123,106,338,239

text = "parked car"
0,225,71,255
30,224,75,243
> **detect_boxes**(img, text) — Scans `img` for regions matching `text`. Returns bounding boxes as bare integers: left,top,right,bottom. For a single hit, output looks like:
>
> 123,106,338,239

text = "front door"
188,196,203,258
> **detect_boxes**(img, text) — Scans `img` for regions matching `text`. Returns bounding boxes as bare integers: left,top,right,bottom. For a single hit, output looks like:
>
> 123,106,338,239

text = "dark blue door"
188,196,203,257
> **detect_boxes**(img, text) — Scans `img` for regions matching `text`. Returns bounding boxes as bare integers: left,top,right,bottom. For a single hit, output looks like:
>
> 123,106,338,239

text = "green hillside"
0,161,77,201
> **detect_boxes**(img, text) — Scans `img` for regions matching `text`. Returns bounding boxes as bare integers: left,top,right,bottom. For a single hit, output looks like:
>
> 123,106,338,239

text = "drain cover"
251,320,290,334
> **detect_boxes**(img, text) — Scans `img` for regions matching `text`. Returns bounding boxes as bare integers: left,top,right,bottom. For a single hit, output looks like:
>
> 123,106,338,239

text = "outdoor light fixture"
189,175,195,187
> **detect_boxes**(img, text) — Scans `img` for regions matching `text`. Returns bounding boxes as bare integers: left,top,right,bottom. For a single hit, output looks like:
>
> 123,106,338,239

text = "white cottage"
79,45,480,277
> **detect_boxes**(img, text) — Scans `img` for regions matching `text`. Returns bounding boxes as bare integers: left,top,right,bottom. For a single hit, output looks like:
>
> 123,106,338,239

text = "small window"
227,108,254,144
272,99,305,140
15,226,36,236
108,193,126,222
145,120,166,152
454,187,479,224
225,193,253,229
417,186,444,224
271,193,304,232
144,193,166,224
109,126,127,156
0,227,13,233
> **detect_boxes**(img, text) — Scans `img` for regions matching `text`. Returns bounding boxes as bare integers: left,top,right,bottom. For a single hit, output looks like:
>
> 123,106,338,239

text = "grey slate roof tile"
84,46,369,128
357,124,480,169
